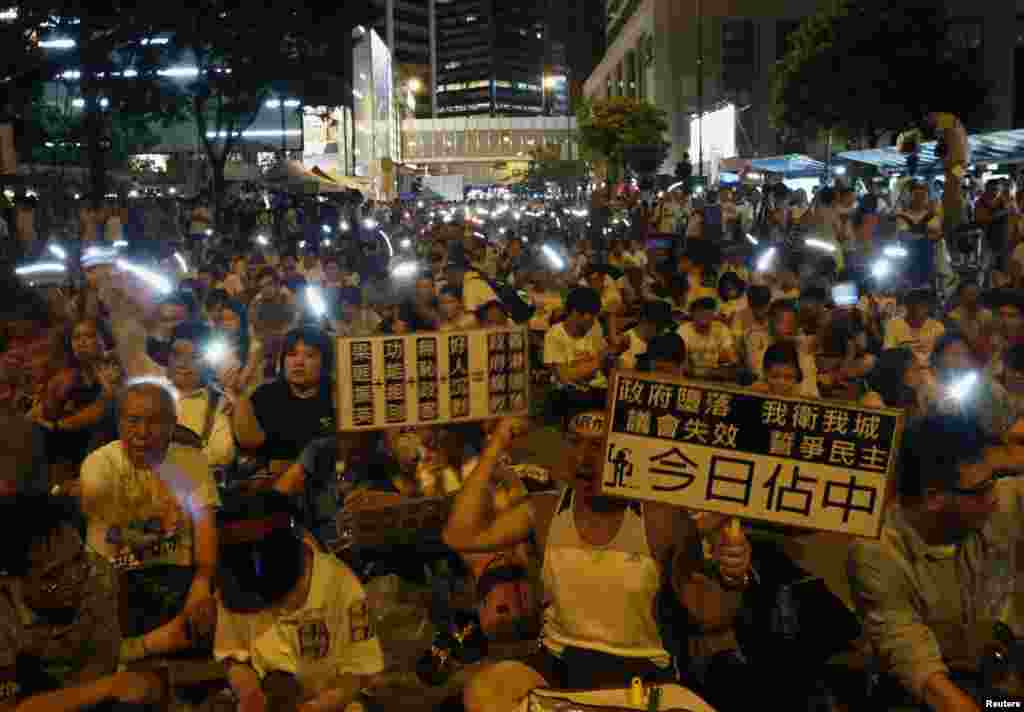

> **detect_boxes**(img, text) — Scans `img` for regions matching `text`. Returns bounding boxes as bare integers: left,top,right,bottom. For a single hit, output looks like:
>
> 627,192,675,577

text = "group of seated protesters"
1,225,1024,712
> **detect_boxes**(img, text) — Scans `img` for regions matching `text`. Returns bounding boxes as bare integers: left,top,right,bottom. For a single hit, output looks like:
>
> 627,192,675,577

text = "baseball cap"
216,492,306,613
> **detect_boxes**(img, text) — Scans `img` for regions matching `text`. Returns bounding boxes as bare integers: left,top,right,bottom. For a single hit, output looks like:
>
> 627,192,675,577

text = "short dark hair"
929,331,967,369
762,341,802,381
641,333,686,366
801,286,827,304
904,289,932,307
748,285,772,309
898,415,987,499
565,287,601,316
1005,343,1024,372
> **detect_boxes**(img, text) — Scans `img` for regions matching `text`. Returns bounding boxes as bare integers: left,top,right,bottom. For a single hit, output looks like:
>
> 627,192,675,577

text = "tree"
3,3,187,205
771,0,990,149
576,97,669,193
524,143,587,196
156,3,379,234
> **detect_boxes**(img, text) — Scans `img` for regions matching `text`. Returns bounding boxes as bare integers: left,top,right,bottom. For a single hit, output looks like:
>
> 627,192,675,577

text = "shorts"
521,646,675,690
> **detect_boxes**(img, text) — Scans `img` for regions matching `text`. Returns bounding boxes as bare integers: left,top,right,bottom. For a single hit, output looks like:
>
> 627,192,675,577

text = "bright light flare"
363,218,377,230
746,233,759,245
872,259,890,280
756,247,776,272
306,286,328,318
48,244,66,260
541,245,565,270
400,238,412,249
805,238,837,253
16,262,66,276
884,245,908,259
949,371,978,402
173,251,188,272
204,340,228,366
391,261,419,279
256,235,269,246
116,259,173,294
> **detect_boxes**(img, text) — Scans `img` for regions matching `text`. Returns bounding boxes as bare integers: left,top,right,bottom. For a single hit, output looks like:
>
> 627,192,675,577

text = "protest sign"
600,371,904,538
336,327,530,430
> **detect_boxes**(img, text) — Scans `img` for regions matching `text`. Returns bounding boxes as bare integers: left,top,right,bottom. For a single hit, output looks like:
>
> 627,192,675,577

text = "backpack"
481,275,536,324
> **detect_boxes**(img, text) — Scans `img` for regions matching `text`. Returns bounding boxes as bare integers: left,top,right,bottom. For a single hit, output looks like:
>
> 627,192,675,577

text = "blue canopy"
748,154,827,179
838,128,1024,174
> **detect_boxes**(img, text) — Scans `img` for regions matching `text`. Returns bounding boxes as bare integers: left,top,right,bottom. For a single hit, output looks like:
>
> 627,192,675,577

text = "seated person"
438,285,479,332
849,416,1024,711
40,319,117,468
752,341,803,397
618,300,676,371
226,326,336,469
80,381,219,662
0,494,166,711
816,313,877,401
544,288,627,408
445,414,752,712
678,297,738,380
215,492,384,712
636,332,687,377
884,289,945,366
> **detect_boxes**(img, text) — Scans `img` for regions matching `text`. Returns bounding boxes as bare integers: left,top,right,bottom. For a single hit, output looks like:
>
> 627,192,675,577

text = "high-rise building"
371,0,431,67
435,0,549,116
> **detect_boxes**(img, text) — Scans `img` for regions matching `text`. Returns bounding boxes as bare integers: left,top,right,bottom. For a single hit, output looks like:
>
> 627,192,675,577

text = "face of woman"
284,340,323,390
71,322,101,362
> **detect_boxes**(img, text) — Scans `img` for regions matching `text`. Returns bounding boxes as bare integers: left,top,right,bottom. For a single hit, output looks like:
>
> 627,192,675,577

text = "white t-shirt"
214,545,385,699
883,317,946,364
678,322,736,378
544,321,607,389
81,441,220,572
619,329,648,371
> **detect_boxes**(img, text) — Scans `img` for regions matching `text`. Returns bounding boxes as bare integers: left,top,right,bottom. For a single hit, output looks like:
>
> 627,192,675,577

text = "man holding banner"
443,411,752,712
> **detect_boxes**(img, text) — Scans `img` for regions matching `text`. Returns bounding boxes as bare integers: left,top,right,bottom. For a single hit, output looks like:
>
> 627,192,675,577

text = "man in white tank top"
443,411,753,712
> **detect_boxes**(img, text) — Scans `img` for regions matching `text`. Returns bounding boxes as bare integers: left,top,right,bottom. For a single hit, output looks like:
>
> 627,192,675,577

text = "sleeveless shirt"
540,487,671,667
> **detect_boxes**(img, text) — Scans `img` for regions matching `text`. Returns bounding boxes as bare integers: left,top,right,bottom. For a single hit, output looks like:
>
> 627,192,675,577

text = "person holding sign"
444,412,752,712
849,416,1024,711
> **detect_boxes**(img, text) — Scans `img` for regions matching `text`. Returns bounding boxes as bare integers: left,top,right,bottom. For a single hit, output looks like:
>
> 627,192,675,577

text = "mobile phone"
831,282,858,307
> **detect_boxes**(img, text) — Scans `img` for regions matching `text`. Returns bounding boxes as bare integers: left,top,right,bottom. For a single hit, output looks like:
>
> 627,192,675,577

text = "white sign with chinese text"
336,327,530,430
600,371,904,538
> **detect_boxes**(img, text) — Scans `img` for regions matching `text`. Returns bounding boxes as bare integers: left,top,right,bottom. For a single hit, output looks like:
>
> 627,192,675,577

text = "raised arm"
442,418,534,554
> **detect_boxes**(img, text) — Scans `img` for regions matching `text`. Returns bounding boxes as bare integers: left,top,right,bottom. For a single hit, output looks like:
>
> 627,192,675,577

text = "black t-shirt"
250,379,336,461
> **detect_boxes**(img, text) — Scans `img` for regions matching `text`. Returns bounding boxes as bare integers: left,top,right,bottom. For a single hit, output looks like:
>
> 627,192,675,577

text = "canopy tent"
263,160,345,193
748,154,827,179
838,128,1024,175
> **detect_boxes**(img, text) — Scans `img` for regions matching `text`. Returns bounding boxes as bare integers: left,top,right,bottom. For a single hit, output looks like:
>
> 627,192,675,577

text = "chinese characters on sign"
336,328,531,430
417,337,439,422
601,372,902,537
383,338,406,424
350,340,374,427
487,330,528,415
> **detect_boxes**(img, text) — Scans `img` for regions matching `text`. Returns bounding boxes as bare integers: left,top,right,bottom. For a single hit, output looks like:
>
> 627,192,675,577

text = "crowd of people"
0,174,1023,712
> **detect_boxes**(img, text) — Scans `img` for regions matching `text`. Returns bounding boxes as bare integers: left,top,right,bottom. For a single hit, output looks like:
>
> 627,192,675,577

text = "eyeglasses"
950,470,1013,497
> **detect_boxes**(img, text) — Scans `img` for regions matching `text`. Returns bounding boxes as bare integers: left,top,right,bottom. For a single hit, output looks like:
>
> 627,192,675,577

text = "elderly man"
849,415,1024,711
444,412,752,712
79,380,219,663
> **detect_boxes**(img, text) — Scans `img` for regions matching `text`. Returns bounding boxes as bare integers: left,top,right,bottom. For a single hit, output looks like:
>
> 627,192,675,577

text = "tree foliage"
576,97,669,162
771,0,991,148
